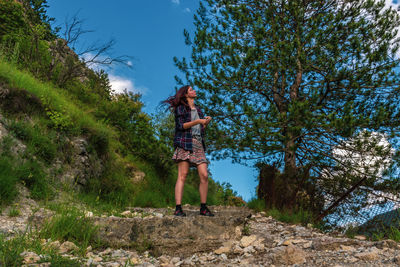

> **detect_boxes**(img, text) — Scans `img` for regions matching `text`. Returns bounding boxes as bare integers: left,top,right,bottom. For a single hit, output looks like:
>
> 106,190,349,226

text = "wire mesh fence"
321,187,400,237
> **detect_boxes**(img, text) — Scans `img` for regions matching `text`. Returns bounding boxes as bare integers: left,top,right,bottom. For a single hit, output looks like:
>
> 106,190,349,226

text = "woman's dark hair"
162,85,191,111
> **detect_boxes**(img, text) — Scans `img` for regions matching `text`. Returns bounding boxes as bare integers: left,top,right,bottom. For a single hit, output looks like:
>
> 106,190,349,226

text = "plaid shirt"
174,104,206,152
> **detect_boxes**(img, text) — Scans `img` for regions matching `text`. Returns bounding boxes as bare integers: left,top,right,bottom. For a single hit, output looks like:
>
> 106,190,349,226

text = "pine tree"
175,0,400,213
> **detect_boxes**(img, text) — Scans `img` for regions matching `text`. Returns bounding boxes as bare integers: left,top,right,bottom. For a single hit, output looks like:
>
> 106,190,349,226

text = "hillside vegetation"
0,0,243,212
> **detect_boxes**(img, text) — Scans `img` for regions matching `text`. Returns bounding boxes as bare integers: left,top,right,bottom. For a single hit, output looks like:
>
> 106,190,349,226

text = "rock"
158,255,169,264
92,256,103,262
121,210,132,217
312,239,359,251
183,258,193,266
48,240,61,250
340,244,355,251
255,243,265,251
354,249,379,261
232,244,244,255
234,226,242,238
85,211,93,217
271,245,306,265
59,241,78,254
220,253,228,260
354,235,367,241
111,249,126,258
171,257,180,264
20,251,40,264
243,245,255,253
129,257,140,265
375,239,398,249
303,241,312,249
214,246,231,255
99,248,113,256
154,212,164,218
394,255,400,263
131,170,146,183
240,235,257,247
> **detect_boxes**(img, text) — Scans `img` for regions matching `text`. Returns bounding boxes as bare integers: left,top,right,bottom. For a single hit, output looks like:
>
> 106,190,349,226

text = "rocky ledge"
4,202,400,266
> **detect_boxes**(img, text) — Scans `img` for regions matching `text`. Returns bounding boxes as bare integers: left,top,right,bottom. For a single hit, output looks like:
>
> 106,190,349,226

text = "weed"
8,205,20,217
132,238,154,254
265,207,314,225
17,159,53,200
0,156,18,205
0,135,14,155
344,225,358,239
0,232,82,266
388,226,400,242
8,120,57,164
39,206,100,255
243,223,250,236
247,198,266,212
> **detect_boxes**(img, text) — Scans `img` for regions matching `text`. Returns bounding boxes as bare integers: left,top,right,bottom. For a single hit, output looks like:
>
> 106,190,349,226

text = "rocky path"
3,198,400,266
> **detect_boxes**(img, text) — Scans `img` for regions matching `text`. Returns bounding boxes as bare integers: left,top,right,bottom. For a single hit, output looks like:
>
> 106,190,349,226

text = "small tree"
175,0,400,213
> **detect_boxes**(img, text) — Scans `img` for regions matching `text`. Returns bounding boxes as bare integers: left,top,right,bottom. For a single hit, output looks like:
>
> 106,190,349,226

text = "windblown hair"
162,85,191,111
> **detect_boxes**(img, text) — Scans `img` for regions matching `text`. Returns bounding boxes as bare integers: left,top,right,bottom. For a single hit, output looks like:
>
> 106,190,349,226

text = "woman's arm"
183,119,208,129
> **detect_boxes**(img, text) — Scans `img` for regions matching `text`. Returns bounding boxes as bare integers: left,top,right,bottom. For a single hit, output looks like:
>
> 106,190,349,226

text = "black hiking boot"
200,206,214,216
174,209,186,217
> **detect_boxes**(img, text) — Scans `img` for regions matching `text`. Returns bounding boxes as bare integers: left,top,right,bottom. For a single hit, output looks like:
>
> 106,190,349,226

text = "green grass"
0,156,18,205
266,207,314,225
0,232,82,266
8,120,57,164
39,206,100,256
247,198,266,212
17,159,53,200
0,59,244,210
7,205,20,217
0,60,116,153
246,198,315,226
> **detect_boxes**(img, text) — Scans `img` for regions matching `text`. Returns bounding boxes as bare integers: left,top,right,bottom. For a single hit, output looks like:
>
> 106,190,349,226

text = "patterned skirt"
172,137,207,167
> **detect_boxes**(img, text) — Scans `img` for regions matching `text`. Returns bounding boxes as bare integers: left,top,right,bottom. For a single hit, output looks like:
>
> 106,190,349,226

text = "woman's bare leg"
175,161,190,205
197,163,208,203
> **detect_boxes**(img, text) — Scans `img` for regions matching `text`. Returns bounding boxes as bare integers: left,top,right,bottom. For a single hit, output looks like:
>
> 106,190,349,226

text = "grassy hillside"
0,0,244,212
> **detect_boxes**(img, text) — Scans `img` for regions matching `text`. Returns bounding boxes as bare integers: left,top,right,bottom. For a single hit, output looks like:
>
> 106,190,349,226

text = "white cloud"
184,7,191,13
171,0,180,4
109,74,148,95
385,0,399,11
385,0,400,58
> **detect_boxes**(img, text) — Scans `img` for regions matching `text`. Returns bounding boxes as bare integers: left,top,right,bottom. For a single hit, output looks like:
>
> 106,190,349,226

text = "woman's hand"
183,118,212,129
198,119,208,126
205,116,212,125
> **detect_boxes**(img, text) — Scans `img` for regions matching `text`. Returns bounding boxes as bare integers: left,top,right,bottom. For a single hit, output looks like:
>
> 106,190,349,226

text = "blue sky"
46,0,258,201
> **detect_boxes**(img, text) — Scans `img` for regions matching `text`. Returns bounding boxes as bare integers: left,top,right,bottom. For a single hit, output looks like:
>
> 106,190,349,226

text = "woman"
163,85,214,217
